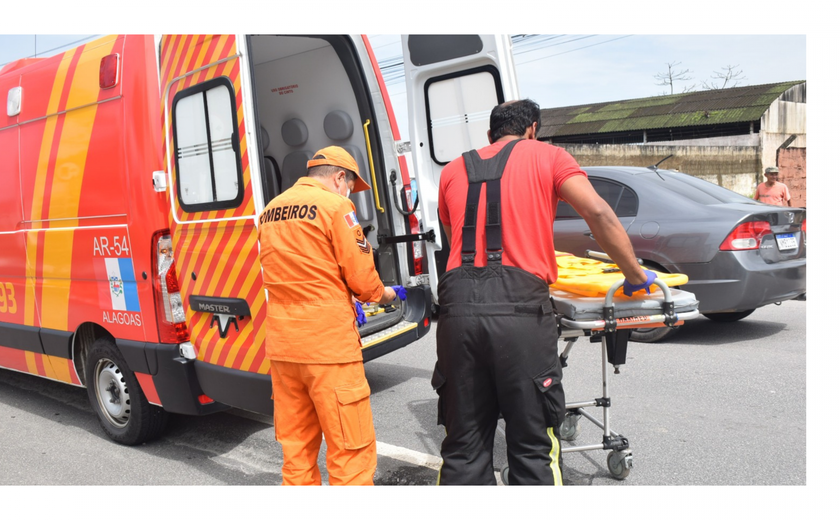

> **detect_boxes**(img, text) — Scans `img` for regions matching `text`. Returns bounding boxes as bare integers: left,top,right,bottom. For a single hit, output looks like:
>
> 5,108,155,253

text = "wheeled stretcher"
499,278,700,484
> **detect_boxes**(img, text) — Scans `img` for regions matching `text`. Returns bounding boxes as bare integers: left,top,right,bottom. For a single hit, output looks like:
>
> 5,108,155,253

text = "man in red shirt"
754,167,792,206
433,99,653,485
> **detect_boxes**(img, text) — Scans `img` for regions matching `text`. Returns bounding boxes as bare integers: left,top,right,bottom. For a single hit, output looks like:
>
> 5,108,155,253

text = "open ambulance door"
158,35,271,415
401,35,519,302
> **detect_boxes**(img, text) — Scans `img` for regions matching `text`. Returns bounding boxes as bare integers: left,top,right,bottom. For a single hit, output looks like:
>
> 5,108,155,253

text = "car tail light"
99,53,119,89
801,219,806,234
720,221,772,251
152,231,190,343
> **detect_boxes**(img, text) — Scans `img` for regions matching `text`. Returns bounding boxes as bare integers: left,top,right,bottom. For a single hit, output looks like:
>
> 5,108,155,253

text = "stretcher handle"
604,278,674,307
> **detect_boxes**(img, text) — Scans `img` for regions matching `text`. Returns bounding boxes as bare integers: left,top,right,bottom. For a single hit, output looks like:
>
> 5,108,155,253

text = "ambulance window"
172,77,243,212
424,66,504,165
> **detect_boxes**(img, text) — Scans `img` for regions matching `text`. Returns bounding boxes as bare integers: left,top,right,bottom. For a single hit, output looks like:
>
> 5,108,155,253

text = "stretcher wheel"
500,464,510,485
606,450,632,480
559,413,581,441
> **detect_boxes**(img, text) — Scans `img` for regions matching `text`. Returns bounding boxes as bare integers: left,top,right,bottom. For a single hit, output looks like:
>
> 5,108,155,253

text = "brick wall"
776,147,806,207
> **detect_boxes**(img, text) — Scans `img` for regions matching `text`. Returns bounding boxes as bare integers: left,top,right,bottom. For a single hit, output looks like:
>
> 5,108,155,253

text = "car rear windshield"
653,171,760,205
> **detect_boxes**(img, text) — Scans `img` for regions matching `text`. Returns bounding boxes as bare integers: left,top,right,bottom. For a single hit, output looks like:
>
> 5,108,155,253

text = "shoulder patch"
344,211,359,228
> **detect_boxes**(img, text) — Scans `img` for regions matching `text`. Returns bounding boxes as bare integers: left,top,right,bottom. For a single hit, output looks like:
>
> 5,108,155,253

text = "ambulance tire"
85,337,169,445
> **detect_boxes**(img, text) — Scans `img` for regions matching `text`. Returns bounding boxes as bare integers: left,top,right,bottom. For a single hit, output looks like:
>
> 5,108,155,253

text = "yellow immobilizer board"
551,252,688,298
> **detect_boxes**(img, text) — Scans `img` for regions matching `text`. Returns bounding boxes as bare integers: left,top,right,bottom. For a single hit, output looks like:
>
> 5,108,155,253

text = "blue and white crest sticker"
343,211,359,228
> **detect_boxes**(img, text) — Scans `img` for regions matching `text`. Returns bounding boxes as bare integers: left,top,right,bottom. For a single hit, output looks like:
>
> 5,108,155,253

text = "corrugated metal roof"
538,81,805,138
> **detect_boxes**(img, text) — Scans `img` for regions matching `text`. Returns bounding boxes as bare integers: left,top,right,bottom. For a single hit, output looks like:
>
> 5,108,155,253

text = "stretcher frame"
499,279,700,483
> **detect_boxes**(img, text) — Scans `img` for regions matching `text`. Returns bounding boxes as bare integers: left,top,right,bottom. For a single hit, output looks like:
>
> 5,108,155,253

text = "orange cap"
307,146,371,193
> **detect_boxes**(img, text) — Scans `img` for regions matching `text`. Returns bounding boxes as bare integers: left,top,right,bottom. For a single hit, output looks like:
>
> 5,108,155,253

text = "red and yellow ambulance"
0,34,442,444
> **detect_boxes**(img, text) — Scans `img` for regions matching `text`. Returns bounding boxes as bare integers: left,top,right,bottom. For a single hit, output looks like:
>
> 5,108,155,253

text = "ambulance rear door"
158,35,271,415
401,35,519,302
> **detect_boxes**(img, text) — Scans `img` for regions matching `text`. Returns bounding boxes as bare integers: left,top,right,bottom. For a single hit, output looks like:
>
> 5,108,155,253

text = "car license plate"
775,233,798,250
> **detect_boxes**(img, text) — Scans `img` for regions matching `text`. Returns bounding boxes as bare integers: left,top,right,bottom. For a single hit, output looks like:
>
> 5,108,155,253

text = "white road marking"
375,441,441,470
227,409,505,484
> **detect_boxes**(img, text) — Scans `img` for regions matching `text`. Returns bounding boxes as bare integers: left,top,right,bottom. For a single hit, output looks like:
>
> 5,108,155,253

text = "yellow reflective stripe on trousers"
548,427,563,485
436,428,445,485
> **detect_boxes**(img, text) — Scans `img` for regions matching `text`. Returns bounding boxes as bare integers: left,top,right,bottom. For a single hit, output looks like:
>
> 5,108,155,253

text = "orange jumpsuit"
257,176,384,485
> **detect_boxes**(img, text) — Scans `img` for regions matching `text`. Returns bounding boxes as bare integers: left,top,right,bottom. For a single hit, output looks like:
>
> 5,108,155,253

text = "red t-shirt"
438,139,586,284
754,181,791,206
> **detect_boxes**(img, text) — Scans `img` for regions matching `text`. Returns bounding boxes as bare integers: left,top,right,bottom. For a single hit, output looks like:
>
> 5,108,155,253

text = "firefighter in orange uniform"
257,146,402,485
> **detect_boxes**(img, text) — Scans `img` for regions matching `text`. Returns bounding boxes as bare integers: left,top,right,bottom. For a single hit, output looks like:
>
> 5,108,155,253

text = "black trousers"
433,265,565,485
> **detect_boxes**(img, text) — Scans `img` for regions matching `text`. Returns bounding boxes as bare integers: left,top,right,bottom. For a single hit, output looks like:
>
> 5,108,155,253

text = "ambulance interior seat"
281,118,313,192
323,110,374,223
261,126,281,204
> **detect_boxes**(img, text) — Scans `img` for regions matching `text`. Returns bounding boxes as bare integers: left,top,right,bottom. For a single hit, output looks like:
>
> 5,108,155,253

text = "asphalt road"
0,299,817,501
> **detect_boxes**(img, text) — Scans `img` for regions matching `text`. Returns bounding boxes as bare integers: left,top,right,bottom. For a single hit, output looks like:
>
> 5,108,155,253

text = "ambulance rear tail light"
153,231,189,343
406,199,424,276
719,221,772,251
99,54,119,89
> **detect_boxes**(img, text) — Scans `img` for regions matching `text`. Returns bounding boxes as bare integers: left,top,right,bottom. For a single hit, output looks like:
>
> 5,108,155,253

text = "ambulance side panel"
0,36,213,416
1,36,137,384
0,65,29,371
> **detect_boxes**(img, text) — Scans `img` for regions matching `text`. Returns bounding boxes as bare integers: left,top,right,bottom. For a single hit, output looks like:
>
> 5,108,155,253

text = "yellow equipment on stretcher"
550,251,688,298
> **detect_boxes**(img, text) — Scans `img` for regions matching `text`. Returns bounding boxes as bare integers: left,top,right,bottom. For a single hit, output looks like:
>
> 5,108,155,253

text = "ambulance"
0,34,518,445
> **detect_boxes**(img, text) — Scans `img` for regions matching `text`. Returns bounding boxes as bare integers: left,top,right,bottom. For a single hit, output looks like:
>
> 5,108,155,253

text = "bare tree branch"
654,61,694,95
702,65,747,90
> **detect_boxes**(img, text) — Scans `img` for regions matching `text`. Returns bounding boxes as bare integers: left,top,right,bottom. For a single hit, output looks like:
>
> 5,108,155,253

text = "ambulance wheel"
559,413,581,441
85,338,168,445
629,326,680,343
500,464,510,485
607,450,632,480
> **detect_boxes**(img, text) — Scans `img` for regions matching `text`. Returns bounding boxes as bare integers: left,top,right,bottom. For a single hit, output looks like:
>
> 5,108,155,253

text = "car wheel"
629,326,680,343
85,337,169,445
702,309,756,322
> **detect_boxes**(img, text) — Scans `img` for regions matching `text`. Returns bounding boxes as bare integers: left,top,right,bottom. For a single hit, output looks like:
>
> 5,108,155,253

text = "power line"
374,35,633,86
516,35,634,66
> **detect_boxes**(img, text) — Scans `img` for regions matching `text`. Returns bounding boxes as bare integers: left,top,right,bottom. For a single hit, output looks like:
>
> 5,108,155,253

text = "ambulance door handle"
153,171,168,192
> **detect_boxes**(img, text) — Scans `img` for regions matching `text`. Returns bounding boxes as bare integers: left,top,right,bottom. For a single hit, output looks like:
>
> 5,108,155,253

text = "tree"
702,65,747,90
654,61,696,95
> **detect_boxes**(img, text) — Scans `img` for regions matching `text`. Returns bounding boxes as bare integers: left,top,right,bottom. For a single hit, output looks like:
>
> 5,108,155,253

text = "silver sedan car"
553,166,806,342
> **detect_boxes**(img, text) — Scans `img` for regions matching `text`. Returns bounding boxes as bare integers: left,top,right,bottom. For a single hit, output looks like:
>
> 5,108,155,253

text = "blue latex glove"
622,270,657,297
355,301,367,327
390,285,408,301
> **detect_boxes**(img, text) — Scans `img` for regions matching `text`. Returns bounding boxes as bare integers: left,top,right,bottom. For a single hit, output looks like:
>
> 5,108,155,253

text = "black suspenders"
460,139,522,266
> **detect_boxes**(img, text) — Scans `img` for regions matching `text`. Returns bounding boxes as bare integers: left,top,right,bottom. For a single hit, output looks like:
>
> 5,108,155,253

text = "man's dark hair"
488,99,541,143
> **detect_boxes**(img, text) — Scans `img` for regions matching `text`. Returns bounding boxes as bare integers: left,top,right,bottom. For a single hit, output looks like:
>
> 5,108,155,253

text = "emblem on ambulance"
109,276,124,297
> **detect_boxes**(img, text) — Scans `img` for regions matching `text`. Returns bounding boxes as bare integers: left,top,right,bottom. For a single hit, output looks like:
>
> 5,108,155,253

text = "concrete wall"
557,143,761,197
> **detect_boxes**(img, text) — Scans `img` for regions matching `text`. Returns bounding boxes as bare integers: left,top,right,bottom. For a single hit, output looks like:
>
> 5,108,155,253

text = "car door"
159,35,270,413
401,35,519,301
553,176,638,257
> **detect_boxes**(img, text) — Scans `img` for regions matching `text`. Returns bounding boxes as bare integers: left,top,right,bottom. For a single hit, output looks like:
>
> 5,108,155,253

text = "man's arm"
330,201,396,304
559,176,647,285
